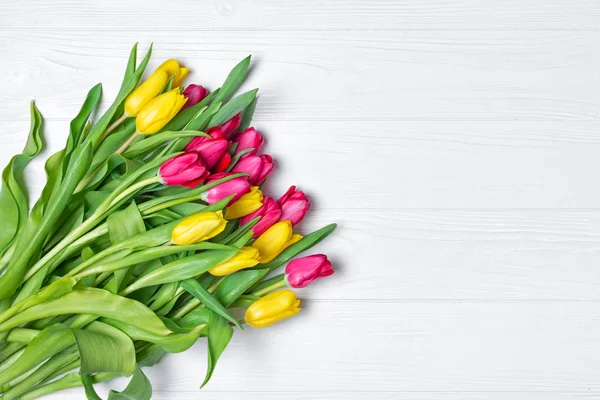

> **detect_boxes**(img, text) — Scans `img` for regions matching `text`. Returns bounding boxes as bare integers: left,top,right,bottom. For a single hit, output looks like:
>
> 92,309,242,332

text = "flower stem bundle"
0,43,336,399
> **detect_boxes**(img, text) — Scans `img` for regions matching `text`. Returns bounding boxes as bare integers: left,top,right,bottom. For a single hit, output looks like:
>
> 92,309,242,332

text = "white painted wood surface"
1,0,600,398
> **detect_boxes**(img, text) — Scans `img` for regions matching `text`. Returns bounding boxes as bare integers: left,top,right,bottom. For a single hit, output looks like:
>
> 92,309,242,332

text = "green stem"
98,113,129,143
114,131,139,155
23,176,160,282
250,274,287,296
19,372,118,400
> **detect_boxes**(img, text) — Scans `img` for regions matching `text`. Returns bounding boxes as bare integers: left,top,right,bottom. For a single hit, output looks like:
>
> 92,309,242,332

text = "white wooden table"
2,1,600,398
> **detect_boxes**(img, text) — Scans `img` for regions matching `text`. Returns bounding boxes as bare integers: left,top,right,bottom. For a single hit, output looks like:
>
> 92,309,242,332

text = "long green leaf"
108,365,152,400
180,279,241,329
0,102,44,255
73,321,136,376
202,312,233,388
211,56,251,105
0,289,171,336
208,89,258,127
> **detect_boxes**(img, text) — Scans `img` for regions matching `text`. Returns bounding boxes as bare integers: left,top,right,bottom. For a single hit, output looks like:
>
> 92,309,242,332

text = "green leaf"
0,102,44,254
202,311,233,388
212,56,251,105
107,201,146,244
180,279,241,329
73,321,136,376
120,248,241,295
0,324,74,387
105,201,147,293
0,142,93,299
75,243,235,279
102,317,204,353
0,277,78,324
0,289,171,336
238,96,256,132
177,307,211,330
259,223,337,271
136,344,166,368
72,83,103,146
108,365,152,400
214,269,269,307
208,89,258,127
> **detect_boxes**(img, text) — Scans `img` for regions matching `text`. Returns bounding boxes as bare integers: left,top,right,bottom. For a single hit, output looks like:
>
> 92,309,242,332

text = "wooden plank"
1,0,600,31
1,31,600,121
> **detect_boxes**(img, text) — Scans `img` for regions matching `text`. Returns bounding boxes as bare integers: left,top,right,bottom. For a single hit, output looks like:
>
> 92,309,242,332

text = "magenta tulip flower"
181,85,209,110
278,186,310,225
159,153,209,188
219,113,242,137
285,254,334,288
240,197,282,237
201,173,251,205
232,154,274,186
185,138,230,169
233,127,264,158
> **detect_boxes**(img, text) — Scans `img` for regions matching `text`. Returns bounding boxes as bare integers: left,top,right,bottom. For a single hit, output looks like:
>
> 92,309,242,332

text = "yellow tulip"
208,247,261,276
124,69,169,117
157,59,189,88
252,221,303,263
171,211,227,245
225,186,263,219
245,290,301,328
136,89,187,135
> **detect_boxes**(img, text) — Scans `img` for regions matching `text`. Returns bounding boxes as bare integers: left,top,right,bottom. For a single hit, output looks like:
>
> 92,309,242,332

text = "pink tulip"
202,173,251,205
205,127,228,140
185,138,230,169
182,85,209,110
214,152,231,173
232,154,274,186
233,127,264,158
240,197,282,237
159,153,209,188
278,186,310,225
219,113,242,137
285,254,334,288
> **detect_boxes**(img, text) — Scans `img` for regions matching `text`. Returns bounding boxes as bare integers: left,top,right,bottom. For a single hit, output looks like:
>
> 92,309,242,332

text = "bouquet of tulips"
0,44,336,399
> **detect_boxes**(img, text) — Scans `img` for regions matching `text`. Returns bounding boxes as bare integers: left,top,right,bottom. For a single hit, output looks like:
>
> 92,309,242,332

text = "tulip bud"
240,197,282,238
225,186,264,219
208,247,261,276
285,254,334,288
219,113,242,137
157,59,189,88
245,290,301,328
124,70,169,117
233,127,264,157
171,211,227,245
182,84,209,110
278,186,311,226
136,89,187,135
159,153,209,188
201,173,251,205
185,138,229,170
252,220,302,263
232,154,274,186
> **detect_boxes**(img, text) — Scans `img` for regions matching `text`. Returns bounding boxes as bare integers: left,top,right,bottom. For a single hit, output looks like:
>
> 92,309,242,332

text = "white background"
2,0,600,399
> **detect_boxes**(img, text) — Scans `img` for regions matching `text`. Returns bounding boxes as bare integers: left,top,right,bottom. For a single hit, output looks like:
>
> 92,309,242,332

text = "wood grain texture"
1,31,600,121
2,0,600,398
0,0,600,31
